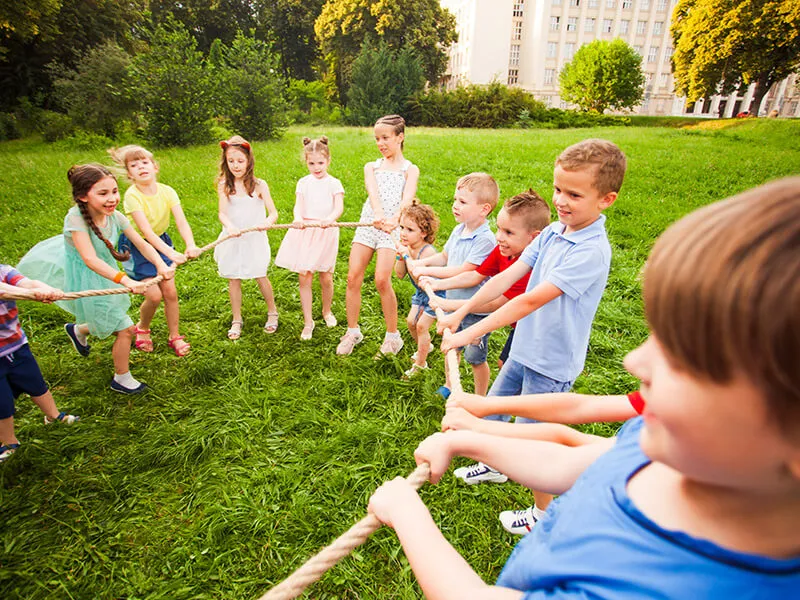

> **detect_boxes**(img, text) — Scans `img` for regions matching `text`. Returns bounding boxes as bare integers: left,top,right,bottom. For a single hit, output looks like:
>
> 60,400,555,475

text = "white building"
440,0,800,117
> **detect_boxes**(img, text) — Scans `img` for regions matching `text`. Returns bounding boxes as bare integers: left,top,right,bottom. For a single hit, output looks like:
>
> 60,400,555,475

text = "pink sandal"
168,335,191,357
134,327,154,352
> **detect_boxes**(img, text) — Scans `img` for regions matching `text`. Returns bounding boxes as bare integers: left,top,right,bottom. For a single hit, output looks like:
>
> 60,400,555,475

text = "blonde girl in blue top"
18,164,174,394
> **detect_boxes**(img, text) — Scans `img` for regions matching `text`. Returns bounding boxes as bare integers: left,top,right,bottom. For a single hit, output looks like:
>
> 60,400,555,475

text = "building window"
567,17,577,32
606,0,615,8
508,69,519,85
659,73,669,88
589,0,598,6
603,19,613,33
634,45,643,55
585,17,595,32
653,21,663,35
620,19,629,34
636,20,647,34
552,0,561,4
570,0,581,6
664,46,673,64
513,1,525,17
514,21,523,39
622,0,632,8
657,0,667,9
550,16,560,31
565,43,576,59
547,42,558,58
641,0,650,8
648,46,659,62
510,44,520,66
544,68,555,84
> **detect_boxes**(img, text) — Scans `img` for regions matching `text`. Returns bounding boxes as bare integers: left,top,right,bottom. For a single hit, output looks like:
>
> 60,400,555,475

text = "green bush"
37,111,75,141
287,79,343,124
131,18,213,147
346,41,425,126
0,113,20,140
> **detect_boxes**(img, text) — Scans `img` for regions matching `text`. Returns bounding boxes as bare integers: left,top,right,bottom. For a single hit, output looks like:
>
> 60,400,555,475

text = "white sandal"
227,320,243,340
264,312,279,334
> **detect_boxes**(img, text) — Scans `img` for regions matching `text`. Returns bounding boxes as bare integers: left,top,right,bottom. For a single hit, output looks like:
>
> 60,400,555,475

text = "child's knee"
346,269,364,289
416,320,430,338
374,273,393,294
117,326,135,341
146,284,163,302
160,281,178,302
406,315,417,331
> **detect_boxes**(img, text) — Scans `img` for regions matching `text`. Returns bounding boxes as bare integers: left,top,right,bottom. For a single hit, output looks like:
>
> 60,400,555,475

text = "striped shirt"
0,264,28,357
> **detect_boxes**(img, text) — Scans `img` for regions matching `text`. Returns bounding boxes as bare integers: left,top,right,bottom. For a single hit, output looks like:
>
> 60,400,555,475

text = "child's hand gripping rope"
422,281,463,394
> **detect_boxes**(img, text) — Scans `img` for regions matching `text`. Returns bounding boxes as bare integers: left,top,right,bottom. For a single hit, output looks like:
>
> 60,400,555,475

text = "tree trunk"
750,73,772,116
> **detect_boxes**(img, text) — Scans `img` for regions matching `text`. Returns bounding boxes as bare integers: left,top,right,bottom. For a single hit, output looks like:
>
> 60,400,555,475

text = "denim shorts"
411,287,446,319
119,232,174,280
485,357,572,423
458,312,491,365
0,344,49,419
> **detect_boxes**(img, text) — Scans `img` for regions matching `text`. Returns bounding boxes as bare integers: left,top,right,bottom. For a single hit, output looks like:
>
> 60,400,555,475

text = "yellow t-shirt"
123,183,180,236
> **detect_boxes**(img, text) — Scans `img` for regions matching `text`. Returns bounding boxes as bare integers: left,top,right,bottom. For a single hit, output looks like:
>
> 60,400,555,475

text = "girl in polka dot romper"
336,115,420,356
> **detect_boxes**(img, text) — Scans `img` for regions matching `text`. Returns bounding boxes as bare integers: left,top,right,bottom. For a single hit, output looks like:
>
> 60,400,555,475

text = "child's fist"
414,432,456,484
185,246,201,259
441,406,480,432
368,477,421,528
33,284,64,303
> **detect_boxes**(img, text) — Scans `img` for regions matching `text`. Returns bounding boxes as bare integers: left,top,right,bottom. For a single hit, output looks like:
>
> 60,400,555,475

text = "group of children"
2,113,799,598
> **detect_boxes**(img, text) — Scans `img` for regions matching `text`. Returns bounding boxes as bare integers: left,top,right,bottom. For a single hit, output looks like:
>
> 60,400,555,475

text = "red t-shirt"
627,391,645,415
475,246,531,328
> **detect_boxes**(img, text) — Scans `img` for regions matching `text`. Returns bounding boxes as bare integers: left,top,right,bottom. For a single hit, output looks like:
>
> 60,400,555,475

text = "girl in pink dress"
274,137,344,340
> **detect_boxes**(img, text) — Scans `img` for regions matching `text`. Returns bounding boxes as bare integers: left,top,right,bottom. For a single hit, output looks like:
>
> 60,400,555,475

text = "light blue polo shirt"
443,222,496,305
509,215,611,382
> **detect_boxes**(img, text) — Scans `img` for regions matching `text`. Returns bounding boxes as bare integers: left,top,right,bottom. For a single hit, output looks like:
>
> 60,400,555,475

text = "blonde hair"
503,189,551,232
302,136,330,160
643,177,800,436
556,139,627,195
108,145,157,180
456,172,500,212
217,135,256,197
400,199,440,244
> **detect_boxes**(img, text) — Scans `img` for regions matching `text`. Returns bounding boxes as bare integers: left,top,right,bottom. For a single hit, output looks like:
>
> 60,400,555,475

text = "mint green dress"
17,207,133,338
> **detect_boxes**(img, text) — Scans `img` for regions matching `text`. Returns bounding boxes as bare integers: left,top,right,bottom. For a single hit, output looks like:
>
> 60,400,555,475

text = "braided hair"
67,164,130,262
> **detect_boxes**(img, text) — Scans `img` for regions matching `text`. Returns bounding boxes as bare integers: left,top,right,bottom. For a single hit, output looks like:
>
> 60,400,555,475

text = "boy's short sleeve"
476,247,502,277
0,265,25,286
546,244,609,299
443,226,459,256
163,184,181,208
465,233,495,266
520,230,545,268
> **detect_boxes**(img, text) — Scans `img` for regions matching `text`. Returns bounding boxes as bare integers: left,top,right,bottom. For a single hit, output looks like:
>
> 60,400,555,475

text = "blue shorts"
119,232,174,280
499,328,515,364
458,313,491,365
0,344,49,419
485,357,572,423
411,287,446,319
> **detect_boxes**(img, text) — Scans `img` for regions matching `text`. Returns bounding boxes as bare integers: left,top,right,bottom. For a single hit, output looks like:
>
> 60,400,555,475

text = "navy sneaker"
435,385,451,400
64,323,91,357
110,379,148,395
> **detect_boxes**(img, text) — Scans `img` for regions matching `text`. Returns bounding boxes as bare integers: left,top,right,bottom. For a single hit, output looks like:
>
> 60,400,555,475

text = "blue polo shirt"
496,418,800,598
443,222,496,304
509,215,611,382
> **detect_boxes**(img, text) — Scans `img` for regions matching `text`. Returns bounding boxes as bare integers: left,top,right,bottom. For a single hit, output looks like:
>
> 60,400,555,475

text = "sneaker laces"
466,463,492,478
510,509,536,529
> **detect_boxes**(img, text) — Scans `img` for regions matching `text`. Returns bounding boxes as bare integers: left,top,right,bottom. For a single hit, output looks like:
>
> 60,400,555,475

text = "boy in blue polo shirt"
438,139,626,532
409,173,498,396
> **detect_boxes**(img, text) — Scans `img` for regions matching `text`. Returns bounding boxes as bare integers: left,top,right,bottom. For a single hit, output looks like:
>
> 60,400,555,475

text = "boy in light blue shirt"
410,173,498,396
438,139,626,531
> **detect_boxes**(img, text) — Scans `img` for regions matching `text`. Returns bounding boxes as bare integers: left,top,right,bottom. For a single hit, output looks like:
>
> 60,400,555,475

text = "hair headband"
220,140,251,151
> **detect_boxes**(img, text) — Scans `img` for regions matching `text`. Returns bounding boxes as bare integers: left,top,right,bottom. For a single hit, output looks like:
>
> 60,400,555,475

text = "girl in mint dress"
18,164,174,394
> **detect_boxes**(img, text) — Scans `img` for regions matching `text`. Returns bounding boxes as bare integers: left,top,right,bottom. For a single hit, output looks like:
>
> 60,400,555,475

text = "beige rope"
422,282,463,394
258,462,431,600
0,221,374,302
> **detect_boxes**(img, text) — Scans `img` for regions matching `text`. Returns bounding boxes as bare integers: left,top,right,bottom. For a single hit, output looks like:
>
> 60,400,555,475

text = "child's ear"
599,191,618,210
481,203,493,217
530,229,541,240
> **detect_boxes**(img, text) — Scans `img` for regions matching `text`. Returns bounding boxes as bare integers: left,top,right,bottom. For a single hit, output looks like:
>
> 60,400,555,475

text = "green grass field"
1,120,799,599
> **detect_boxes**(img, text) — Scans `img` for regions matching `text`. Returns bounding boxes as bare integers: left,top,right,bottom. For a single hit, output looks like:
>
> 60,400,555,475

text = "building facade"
440,0,800,117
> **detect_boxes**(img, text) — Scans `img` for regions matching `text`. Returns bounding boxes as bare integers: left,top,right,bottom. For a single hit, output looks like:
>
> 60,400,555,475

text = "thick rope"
0,221,373,302
258,462,431,600
422,282,463,394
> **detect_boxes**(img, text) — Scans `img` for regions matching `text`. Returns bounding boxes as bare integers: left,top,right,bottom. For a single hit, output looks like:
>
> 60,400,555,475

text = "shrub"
0,113,20,140
287,79,343,124
346,40,425,126
131,18,213,146
37,111,75,142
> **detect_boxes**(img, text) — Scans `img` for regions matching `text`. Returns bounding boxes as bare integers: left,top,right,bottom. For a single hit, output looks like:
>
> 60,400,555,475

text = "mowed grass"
1,120,799,599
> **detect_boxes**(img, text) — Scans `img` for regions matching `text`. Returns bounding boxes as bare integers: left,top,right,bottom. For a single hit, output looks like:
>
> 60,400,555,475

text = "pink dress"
275,174,344,273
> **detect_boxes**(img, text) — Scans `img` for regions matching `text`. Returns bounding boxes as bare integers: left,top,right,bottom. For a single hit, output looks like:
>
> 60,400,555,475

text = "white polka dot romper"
352,158,413,250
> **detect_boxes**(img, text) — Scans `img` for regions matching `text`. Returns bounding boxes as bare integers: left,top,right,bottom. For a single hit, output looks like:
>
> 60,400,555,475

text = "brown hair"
107,145,157,180
400,199,440,244
456,172,500,212
503,189,551,232
643,177,800,436
375,114,406,149
556,139,627,195
67,164,130,262
302,136,330,161
217,135,256,197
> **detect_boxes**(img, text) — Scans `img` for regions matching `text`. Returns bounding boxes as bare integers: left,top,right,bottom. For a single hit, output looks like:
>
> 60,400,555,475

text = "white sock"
113,371,140,388
75,327,88,345
347,327,361,336
532,505,547,521
385,330,401,339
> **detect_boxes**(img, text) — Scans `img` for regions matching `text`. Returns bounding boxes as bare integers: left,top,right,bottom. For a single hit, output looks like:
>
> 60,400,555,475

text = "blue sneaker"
436,385,451,399
110,379,148,395
64,323,90,357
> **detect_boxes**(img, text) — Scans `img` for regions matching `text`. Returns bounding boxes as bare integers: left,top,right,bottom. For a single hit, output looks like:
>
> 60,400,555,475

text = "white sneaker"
378,335,404,356
453,462,508,485
499,506,538,535
300,324,315,341
403,363,428,378
323,313,337,327
336,330,364,355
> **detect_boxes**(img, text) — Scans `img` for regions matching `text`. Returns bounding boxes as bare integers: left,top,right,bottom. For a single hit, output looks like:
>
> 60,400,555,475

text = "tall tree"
259,0,325,80
315,0,456,100
148,0,259,50
671,0,800,114
559,39,645,113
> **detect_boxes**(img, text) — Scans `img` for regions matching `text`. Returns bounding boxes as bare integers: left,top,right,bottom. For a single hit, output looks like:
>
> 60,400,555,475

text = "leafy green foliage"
671,0,800,112
0,112,20,140
559,39,645,113
287,79,343,124
260,0,325,80
148,0,259,51
36,109,74,141
51,42,136,138
131,19,213,147
346,41,424,126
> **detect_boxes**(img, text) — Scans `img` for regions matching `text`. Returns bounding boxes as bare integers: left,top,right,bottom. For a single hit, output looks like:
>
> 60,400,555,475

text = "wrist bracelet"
113,271,125,284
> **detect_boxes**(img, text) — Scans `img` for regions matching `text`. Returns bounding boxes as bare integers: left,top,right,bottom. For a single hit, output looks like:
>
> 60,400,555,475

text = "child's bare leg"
159,278,181,340
137,282,163,334
345,244,373,329
76,323,90,337
112,326,134,375
255,276,277,314
415,313,436,366
319,271,334,317
533,492,554,511
0,416,18,445
30,390,59,420
298,272,314,327
228,279,243,322
472,362,490,396
406,307,421,343
374,248,398,332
